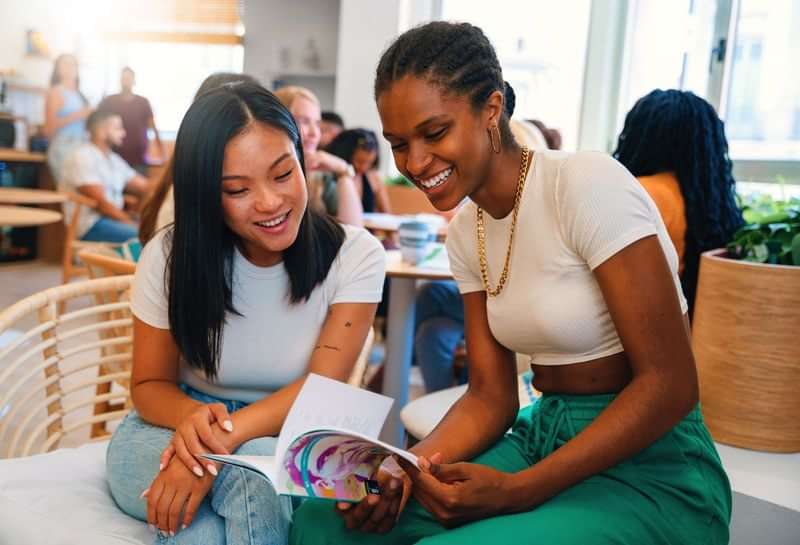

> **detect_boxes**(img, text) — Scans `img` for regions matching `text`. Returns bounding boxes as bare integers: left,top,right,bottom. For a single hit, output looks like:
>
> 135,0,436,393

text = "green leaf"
753,244,769,263
768,223,792,234
760,212,792,225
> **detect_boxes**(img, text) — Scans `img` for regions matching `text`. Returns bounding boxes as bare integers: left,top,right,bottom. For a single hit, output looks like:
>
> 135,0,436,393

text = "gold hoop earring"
488,125,501,154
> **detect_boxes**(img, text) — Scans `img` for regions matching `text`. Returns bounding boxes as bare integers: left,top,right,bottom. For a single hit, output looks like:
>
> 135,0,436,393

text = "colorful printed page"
278,427,418,502
274,374,393,462
203,374,416,502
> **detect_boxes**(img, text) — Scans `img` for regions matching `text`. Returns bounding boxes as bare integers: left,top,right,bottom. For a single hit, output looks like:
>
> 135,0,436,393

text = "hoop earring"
488,124,501,154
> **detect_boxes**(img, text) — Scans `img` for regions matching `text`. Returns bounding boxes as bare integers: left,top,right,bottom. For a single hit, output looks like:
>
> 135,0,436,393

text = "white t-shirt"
131,224,386,402
60,142,137,237
446,150,688,366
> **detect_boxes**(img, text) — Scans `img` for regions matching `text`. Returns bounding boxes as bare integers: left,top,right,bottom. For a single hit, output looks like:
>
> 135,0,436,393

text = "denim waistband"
179,383,250,413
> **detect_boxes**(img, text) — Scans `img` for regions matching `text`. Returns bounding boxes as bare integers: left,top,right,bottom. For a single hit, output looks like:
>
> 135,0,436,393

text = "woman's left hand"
403,455,514,528
145,457,215,536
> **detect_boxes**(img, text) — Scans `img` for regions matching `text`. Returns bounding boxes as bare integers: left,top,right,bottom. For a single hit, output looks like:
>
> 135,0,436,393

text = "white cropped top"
132,225,386,402
445,150,687,365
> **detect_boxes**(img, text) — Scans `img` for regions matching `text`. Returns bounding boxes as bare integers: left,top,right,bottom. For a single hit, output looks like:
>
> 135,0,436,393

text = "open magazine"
201,374,418,502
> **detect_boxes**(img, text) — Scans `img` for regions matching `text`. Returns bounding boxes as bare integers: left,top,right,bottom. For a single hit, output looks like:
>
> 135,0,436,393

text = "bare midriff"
530,352,632,395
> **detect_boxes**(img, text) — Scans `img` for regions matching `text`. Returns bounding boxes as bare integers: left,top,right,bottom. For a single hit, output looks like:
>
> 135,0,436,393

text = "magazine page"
200,454,277,483
273,374,394,495
278,428,419,501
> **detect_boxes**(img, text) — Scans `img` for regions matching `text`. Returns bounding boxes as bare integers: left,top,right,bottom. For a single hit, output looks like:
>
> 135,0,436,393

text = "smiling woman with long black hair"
105,82,386,544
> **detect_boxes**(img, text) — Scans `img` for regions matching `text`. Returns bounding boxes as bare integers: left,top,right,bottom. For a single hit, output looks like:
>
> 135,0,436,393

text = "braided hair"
374,21,517,148
613,89,744,314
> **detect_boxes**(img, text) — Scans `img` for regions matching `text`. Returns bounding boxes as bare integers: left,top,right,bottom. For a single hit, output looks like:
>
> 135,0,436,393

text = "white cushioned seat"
400,373,537,440
0,441,149,545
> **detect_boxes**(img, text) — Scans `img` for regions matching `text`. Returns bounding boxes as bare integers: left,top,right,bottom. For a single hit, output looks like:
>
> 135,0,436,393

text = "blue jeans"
106,386,292,544
82,216,139,243
414,281,466,392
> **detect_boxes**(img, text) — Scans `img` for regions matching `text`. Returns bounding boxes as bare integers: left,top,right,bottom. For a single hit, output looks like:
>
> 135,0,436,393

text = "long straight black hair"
167,82,345,379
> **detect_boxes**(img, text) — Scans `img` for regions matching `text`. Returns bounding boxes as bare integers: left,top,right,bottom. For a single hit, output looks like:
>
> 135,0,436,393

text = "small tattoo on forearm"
314,344,341,352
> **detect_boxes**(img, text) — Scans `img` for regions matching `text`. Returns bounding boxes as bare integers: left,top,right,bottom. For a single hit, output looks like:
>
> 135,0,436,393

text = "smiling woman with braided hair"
290,21,731,545
614,89,745,315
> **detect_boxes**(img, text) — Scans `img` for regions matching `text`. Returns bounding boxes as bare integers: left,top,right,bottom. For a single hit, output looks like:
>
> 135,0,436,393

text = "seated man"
61,110,150,242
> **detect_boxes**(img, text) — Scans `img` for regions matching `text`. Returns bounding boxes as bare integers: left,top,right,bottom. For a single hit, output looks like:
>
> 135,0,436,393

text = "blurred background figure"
60,110,150,243
99,66,164,175
613,89,744,316
319,110,344,148
275,86,363,226
527,118,562,151
325,128,391,214
44,53,92,184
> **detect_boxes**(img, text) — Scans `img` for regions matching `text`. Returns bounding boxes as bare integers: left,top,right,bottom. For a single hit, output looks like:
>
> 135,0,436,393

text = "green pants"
290,394,731,545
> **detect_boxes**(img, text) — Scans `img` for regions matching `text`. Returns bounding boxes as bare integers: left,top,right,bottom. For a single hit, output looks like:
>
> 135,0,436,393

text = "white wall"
243,0,340,109
0,0,131,126
334,0,437,175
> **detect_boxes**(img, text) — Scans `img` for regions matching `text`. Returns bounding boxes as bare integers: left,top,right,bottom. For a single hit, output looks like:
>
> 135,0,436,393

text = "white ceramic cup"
398,220,435,265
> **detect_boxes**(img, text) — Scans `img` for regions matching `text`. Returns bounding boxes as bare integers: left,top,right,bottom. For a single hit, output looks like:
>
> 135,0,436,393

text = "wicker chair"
0,274,375,458
78,247,137,278
61,192,122,284
0,276,134,459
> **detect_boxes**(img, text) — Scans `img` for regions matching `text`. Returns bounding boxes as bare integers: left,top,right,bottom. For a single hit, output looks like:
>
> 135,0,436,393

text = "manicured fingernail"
222,420,234,432
182,524,188,530
207,464,218,476
139,488,149,499
169,531,175,537
158,463,164,471
193,466,204,477
148,524,156,532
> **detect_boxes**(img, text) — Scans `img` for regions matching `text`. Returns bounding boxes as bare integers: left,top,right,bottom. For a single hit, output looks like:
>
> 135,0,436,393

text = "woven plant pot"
692,249,800,452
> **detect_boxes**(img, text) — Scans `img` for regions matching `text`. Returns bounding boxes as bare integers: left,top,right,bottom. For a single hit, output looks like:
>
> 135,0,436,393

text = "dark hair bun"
503,81,516,117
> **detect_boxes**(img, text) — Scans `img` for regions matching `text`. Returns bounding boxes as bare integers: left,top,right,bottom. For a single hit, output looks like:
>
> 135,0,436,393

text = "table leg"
380,276,416,447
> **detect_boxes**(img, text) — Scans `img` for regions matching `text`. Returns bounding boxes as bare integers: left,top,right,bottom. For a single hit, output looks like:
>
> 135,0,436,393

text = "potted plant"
693,195,800,452
726,195,800,265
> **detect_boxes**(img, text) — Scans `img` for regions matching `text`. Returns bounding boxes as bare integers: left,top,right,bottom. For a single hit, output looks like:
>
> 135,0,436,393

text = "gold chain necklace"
476,146,531,297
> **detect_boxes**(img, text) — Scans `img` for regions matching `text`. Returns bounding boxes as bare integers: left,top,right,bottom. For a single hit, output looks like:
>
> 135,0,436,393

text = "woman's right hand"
171,403,235,477
335,457,412,534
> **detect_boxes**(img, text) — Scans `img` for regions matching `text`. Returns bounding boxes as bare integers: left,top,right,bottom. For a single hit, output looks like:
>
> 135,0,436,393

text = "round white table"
0,188,67,205
0,205,62,227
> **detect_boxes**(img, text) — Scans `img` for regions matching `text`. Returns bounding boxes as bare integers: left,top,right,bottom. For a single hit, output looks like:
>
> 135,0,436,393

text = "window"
724,0,800,161
81,0,245,135
439,0,592,151
619,0,800,183
617,0,718,129
100,41,243,134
